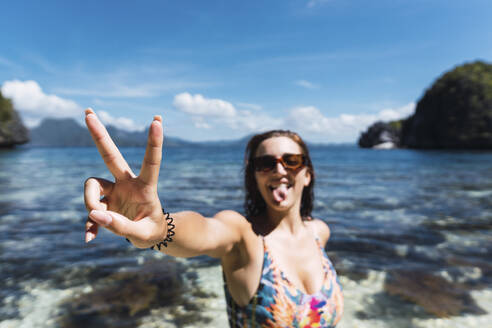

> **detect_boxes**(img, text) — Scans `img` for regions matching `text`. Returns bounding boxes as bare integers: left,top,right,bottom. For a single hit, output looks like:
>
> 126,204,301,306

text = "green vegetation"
387,119,404,132
359,61,492,149
0,91,14,122
401,60,492,148
0,91,29,147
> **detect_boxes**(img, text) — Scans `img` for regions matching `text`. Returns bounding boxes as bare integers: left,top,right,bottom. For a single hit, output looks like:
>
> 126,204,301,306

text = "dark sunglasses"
252,154,306,172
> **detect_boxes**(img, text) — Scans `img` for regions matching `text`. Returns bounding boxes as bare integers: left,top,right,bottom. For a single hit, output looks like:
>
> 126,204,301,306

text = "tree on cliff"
401,61,492,149
0,91,29,147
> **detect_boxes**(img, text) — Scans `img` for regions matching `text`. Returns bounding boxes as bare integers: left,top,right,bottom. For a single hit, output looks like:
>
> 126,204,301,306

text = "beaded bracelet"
125,209,175,250
150,210,175,251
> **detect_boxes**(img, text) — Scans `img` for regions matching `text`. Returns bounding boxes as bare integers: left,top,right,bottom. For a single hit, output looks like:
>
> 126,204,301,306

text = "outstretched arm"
83,109,244,258
154,210,247,258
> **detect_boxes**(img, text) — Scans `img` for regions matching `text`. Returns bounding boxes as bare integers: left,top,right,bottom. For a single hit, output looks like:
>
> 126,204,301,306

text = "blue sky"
1,0,491,142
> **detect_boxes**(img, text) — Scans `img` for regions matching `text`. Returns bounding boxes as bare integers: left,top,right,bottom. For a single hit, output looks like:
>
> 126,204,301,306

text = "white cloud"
191,116,212,129
173,92,282,133
1,80,82,126
236,102,263,111
173,92,236,117
222,110,282,132
286,106,339,133
173,91,415,143
0,80,143,131
377,102,415,121
285,103,415,142
97,110,144,131
295,80,319,89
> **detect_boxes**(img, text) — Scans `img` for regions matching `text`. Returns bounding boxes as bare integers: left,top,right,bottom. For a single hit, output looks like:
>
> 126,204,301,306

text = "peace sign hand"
83,108,166,248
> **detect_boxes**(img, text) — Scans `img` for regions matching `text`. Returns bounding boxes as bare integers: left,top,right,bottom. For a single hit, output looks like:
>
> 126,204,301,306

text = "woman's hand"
84,108,166,248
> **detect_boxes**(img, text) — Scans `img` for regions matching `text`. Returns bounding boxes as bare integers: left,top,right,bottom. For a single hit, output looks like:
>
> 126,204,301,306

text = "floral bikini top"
223,232,344,328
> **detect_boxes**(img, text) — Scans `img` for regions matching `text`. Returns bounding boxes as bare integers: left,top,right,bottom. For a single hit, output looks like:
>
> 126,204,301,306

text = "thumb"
89,210,113,226
88,210,158,241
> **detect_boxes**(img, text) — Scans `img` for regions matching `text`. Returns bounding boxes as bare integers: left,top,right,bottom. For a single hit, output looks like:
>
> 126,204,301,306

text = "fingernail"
89,210,112,226
85,232,94,243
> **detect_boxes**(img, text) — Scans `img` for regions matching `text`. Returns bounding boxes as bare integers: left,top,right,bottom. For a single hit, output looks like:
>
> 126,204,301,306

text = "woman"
84,108,343,327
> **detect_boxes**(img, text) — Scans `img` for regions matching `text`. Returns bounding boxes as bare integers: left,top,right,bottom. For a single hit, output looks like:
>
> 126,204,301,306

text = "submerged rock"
384,269,486,317
59,259,212,328
0,91,29,147
445,255,492,288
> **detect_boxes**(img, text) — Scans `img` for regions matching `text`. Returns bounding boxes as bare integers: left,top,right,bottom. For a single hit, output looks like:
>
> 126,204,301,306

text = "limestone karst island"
359,61,492,150
0,91,29,148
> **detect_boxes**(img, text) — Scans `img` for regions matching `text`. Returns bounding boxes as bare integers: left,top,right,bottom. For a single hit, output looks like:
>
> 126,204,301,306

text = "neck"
264,204,305,236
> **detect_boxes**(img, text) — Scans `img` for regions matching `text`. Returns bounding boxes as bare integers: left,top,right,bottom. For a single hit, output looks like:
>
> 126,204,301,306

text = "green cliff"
401,61,492,149
0,91,29,147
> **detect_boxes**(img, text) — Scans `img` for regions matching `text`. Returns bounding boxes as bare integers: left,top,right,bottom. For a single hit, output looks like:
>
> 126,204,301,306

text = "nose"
274,161,288,174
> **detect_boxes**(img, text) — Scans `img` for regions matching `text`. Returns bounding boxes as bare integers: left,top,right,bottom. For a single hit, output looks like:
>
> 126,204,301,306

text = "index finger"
85,108,134,180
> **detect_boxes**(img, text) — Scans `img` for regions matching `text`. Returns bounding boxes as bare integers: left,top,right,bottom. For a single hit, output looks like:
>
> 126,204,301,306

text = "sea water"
0,145,491,327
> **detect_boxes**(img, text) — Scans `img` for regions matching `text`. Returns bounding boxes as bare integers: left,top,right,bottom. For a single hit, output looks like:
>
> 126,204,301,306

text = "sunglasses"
252,154,306,172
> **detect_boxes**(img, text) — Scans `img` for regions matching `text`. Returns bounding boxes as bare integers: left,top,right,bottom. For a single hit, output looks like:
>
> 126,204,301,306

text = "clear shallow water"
0,145,491,327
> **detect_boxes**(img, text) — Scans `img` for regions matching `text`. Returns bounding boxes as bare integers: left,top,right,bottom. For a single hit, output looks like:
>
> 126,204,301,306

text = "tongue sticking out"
272,184,288,203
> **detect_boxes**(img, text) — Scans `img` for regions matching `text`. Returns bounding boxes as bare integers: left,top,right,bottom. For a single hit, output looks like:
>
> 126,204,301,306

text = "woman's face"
254,136,311,213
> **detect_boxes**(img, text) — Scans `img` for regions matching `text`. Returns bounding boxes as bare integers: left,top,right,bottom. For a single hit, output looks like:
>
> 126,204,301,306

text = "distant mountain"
199,133,253,148
27,117,345,148
29,118,93,147
28,118,197,147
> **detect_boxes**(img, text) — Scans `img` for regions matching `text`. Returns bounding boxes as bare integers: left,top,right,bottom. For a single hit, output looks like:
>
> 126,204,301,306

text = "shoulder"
193,210,254,258
213,210,261,263
212,210,253,237
213,210,250,226
306,218,331,245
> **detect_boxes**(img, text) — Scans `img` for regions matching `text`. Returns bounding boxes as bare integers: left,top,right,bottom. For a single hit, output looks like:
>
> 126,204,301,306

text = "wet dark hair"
244,130,315,222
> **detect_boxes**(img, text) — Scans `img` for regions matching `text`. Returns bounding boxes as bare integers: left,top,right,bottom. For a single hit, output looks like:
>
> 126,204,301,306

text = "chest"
266,238,326,295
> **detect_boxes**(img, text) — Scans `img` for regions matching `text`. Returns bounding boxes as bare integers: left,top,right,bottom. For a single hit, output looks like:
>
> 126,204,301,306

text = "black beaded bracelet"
150,210,176,251
124,209,175,250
